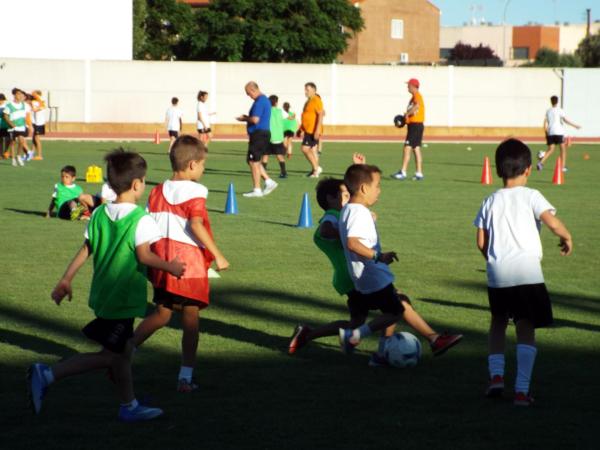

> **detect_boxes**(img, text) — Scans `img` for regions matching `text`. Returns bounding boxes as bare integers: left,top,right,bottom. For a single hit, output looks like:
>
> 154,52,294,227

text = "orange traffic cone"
481,156,493,185
552,157,564,185
153,130,161,144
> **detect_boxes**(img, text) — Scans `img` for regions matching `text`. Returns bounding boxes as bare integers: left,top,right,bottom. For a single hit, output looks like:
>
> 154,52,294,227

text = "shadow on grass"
0,328,77,357
4,208,46,217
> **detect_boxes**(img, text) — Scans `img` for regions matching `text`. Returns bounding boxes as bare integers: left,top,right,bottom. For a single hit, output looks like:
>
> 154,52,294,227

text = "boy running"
134,135,229,392
29,149,186,421
475,138,572,406
166,97,183,152
538,95,581,172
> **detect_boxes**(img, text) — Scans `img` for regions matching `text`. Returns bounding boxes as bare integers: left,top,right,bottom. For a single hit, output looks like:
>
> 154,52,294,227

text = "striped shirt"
4,102,28,131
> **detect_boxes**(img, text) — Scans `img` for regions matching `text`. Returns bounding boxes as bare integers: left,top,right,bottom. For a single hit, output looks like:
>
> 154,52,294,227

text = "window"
440,48,452,59
391,19,404,39
513,47,529,60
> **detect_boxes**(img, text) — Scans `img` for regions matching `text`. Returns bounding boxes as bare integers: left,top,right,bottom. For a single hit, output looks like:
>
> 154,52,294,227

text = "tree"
529,47,581,67
448,42,502,66
576,31,600,67
189,0,364,62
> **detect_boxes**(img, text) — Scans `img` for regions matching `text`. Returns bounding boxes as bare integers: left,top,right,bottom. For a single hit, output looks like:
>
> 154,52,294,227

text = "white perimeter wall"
0,0,132,61
0,58,597,136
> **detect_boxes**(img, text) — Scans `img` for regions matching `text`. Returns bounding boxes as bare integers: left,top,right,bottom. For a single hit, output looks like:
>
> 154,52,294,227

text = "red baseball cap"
406,78,420,88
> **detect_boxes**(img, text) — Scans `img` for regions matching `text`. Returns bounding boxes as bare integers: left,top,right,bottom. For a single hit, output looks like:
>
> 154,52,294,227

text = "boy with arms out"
29,150,186,421
538,95,581,172
134,135,229,392
338,164,462,359
475,138,572,406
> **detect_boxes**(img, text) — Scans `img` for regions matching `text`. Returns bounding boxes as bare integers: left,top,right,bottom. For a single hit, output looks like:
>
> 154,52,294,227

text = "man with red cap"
392,78,425,181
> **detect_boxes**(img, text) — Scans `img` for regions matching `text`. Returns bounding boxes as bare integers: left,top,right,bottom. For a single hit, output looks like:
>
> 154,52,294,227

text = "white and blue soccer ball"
384,332,422,368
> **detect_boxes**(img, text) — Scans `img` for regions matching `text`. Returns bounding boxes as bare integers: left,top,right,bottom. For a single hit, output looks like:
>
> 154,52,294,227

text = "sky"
431,0,597,27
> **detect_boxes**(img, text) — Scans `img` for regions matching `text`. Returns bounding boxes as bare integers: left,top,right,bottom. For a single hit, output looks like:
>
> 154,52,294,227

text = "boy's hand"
51,279,72,305
215,255,230,271
236,115,248,122
352,152,366,164
378,252,398,265
170,256,187,278
559,237,573,256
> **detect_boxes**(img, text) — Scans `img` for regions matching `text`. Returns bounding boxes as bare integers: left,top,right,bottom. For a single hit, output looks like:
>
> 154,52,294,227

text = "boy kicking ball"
475,138,572,406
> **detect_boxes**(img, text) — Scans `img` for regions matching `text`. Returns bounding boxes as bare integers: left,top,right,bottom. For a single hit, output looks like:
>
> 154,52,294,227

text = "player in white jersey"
538,96,580,173
196,91,214,146
165,97,183,152
30,90,47,160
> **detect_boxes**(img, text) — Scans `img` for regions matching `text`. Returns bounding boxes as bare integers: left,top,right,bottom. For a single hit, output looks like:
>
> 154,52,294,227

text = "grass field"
1,139,599,450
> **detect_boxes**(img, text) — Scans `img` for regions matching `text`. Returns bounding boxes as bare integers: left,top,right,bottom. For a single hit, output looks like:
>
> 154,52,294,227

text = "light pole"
502,0,511,63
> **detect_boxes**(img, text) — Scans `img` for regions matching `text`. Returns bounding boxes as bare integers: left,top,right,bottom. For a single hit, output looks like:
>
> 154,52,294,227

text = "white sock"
488,353,505,378
121,398,139,411
253,187,261,193
42,367,55,385
515,344,537,393
415,171,423,177
179,366,193,382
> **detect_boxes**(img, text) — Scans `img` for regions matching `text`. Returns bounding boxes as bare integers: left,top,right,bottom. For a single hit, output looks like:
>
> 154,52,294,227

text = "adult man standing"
297,82,324,178
392,78,425,181
236,81,278,198
538,95,581,172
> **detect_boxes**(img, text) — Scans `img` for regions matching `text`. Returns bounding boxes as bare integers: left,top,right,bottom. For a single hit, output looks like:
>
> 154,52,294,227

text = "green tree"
133,0,148,59
189,0,364,62
576,31,600,67
529,47,581,67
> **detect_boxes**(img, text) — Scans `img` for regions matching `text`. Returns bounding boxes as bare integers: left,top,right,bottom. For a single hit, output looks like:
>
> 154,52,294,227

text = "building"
339,0,440,65
512,26,559,60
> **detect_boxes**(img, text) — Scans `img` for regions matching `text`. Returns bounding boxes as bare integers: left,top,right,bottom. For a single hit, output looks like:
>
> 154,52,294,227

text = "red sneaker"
514,392,534,406
485,375,505,398
288,325,311,355
430,332,463,356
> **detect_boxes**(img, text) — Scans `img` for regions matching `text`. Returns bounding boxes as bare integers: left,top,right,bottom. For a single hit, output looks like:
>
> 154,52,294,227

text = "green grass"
1,140,599,450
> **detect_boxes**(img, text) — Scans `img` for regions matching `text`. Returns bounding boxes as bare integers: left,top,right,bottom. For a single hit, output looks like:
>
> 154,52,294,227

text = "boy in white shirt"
196,91,213,146
538,95,580,172
475,138,573,406
338,163,462,362
165,97,183,152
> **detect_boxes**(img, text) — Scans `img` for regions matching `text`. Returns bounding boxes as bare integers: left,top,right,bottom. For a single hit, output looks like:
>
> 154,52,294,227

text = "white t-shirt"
84,203,162,247
546,106,566,136
474,186,555,288
166,106,183,131
31,100,46,126
339,203,394,294
196,101,210,130
100,182,117,203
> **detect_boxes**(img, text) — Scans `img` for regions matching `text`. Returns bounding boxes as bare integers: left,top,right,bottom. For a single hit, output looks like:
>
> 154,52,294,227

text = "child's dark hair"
0,93,6,101
171,97,179,105
316,178,344,211
170,135,207,171
269,95,278,106
283,102,290,111
61,165,77,176
550,95,559,106
343,164,382,196
104,148,147,195
495,138,532,179
197,90,208,100
305,82,317,90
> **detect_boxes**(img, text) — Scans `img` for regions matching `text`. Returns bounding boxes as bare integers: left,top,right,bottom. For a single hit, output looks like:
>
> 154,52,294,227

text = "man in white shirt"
196,91,213,146
538,96,580,172
165,97,183,152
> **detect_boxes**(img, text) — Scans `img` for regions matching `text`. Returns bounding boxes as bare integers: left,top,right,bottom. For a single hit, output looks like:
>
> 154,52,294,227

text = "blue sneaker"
118,404,164,422
338,328,357,354
27,363,49,414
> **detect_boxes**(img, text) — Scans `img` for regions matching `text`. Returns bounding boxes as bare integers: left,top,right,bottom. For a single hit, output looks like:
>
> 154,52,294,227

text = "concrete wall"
2,58,596,136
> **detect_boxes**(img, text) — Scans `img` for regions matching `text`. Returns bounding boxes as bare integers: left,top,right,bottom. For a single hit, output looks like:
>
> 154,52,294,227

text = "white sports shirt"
546,106,566,136
166,106,183,132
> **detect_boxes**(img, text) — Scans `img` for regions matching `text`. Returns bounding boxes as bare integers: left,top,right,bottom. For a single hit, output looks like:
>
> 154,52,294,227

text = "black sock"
279,161,286,175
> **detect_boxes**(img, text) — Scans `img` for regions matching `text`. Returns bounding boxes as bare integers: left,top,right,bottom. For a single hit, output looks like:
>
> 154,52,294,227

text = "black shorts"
197,128,211,134
405,123,424,148
268,142,286,155
153,288,204,310
347,284,407,319
488,283,553,328
8,130,27,140
302,133,319,148
168,130,179,138
82,317,134,354
33,124,45,136
247,130,271,162
57,200,77,220
283,130,294,138
0,128,8,138
546,134,564,145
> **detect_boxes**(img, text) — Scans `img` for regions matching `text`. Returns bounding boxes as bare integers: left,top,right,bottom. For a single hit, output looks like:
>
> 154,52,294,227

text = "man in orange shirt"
297,82,324,178
393,78,425,181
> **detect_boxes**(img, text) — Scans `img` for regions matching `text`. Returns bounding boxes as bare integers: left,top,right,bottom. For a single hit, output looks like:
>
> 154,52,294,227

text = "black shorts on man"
546,134,564,145
405,123,424,148
301,133,319,148
347,284,407,319
168,130,179,138
197,128,211,134
82,317,134,354
487,283,553,328
33,124,45,136
8,130,27,141
247,130,271,162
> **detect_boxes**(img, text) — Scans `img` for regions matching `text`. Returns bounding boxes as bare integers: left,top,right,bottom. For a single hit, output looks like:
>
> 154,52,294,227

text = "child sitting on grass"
46,165,87,220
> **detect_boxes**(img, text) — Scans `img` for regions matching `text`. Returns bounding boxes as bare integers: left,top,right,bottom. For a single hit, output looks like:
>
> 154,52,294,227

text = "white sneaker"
309,166,323,178
17,157,24,166
26,151,35,161
263,180,278,196
392,171,406,180
243,189,263,198
12,159,18,167
413,172,424,181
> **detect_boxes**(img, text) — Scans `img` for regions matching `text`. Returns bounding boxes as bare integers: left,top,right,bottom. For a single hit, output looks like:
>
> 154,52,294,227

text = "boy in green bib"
28,149,186,422
46,165,86,220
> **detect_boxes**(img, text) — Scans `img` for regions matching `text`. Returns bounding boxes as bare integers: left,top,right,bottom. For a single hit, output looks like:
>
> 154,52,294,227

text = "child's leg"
133,305,173,348
515,319,537,395
276,154,287,176
79,194,95,210
111,340,135,403
488,313,509,380
540,144,555,165
400,300,437,342
180,305,200,370
51,349,115,382
559,142,567,168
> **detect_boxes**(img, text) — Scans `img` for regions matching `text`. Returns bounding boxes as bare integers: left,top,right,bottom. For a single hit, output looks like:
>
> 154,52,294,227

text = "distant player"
261,95,288,178
166,97,183,152
196,90,213,146
282,101,297,158
475,139,572,406
29,150,186,421
30,90,46,160
0,93,9,158
134,135,229,392
298,82,324,178
538,95,581,173
46,165,87,221
3,88,30,166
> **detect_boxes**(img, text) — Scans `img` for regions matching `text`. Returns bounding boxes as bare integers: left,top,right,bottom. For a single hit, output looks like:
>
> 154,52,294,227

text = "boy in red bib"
134,135,229,392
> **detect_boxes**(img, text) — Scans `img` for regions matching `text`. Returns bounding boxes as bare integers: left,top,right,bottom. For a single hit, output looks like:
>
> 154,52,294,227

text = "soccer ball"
384,332,421,368
393,114,406,128
537,150,546,160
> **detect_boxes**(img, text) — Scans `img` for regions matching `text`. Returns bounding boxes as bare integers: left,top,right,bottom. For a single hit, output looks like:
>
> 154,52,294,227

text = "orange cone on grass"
481,156,492,185
153,130,161,144
552,157,564,185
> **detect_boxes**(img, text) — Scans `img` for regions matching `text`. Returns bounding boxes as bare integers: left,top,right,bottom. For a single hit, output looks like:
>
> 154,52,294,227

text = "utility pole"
586,9,591,37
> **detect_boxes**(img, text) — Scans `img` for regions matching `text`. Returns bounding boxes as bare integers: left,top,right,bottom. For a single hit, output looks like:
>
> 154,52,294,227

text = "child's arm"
563,117,581,129
51,242,90,304
476,228,488,260
136,243,186,277
346,237,397,265
46,197,55,218
189,217,230,271
540,211,573,256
